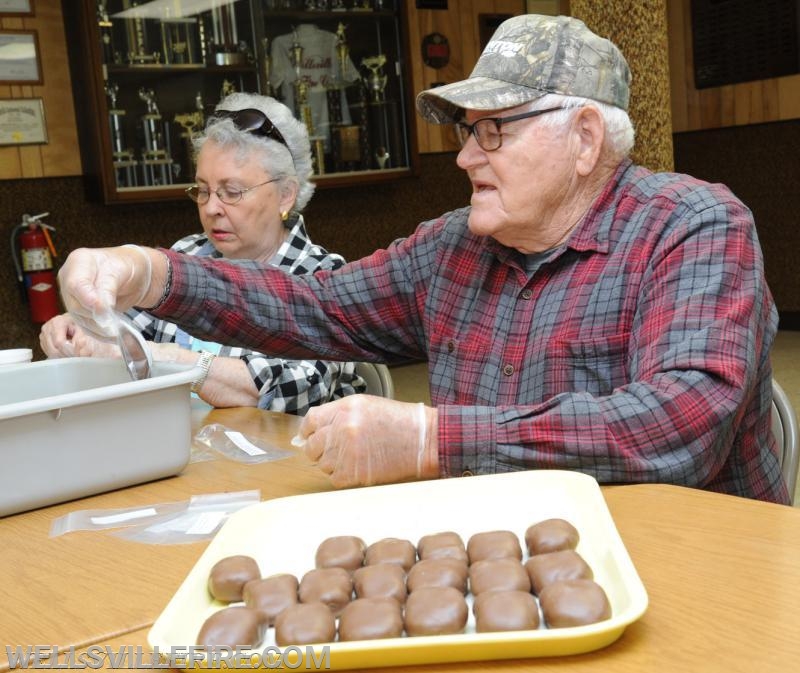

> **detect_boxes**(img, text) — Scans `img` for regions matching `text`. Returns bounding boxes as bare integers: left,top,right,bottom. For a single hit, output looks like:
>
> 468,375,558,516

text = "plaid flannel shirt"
128,215,364,414
156,160,788,503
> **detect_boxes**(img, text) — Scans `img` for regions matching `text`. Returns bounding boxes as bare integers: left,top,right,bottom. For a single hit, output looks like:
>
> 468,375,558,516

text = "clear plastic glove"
39,313,120,359
58,245,154,338
296,395,438,488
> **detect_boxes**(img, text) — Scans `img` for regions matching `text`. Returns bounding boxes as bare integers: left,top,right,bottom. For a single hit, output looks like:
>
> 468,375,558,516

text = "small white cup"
0,348,33,366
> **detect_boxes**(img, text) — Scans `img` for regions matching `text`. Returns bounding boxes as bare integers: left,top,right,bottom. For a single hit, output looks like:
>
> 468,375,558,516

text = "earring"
280,210,289,222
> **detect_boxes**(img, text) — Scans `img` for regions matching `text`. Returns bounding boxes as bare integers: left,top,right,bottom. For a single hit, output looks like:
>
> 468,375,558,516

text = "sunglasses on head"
210,108,288,148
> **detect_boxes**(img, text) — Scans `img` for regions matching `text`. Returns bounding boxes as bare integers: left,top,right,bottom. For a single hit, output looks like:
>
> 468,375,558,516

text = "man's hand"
58,246,161,337
297,395,438,488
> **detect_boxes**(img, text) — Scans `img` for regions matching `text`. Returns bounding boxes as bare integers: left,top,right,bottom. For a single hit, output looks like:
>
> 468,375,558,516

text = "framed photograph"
0,0,34,16
0,98,47,145
0,30,41,83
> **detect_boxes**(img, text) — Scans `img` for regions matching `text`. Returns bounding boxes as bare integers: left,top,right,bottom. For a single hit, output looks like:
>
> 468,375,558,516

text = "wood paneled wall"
0,1,80,179
668,0,800,132
407,0,528,154
6,0,800,182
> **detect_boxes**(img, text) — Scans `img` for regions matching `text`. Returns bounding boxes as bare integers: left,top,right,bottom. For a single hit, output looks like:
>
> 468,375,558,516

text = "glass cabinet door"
66,1,418,204
254,0,414,181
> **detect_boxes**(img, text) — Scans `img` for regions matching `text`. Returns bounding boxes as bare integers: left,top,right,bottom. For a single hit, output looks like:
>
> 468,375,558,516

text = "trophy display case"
64,0,418,204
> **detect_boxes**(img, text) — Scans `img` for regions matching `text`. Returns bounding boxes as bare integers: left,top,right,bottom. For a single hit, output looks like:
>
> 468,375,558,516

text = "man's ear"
573,105,605,176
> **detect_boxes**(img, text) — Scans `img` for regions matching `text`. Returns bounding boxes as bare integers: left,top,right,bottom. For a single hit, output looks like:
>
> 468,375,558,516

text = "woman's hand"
39,313,120,359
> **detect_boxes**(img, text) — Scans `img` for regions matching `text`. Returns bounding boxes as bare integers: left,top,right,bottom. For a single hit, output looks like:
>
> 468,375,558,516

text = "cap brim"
416,76,547,124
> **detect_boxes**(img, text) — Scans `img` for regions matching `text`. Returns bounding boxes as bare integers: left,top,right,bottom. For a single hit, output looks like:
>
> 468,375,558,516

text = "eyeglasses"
454,106,566,152
209,108,288,148
185,178,280,205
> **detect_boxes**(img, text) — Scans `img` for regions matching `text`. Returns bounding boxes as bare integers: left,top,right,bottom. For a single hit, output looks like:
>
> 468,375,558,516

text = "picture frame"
0,29,42,83
0,97,48,145
0,0,34,16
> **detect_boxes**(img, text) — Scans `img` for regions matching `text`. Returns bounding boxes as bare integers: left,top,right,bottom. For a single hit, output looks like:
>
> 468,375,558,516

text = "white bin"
0,358,198,517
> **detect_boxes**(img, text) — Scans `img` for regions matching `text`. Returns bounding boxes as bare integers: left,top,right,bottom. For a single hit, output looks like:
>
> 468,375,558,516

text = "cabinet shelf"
64,0,418,205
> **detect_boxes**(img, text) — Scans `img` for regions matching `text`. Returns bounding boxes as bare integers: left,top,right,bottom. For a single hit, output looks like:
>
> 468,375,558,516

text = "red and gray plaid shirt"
129,216,364,414
158,160,788,503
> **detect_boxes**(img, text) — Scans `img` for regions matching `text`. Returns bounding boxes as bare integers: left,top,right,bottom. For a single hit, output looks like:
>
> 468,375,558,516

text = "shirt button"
521,289,532,300
447,340,455,353
462,470,474,477
503,364,514,376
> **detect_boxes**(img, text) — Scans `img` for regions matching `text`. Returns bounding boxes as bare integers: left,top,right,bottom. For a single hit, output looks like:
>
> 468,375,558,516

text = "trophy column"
361,55,394,169
329,23,361,172
105,82,137,188
138,88,174,187
290,33,325,175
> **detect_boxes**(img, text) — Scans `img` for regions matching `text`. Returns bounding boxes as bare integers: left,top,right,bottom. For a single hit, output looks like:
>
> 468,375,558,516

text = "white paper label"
91,507,158,525
225,430,266,456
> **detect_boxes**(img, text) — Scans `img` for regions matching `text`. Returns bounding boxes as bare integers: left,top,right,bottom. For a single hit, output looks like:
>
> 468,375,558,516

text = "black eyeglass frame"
210,108,288,148
185,177,281,206
455,106,567,151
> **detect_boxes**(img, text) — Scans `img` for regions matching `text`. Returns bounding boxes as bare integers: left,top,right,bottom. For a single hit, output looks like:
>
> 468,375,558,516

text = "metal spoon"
115,313,152,381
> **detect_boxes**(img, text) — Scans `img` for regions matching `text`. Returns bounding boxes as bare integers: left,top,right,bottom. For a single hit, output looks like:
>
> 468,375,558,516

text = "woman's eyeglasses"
210,108,288,148
454,106,566,152
185,178,280,205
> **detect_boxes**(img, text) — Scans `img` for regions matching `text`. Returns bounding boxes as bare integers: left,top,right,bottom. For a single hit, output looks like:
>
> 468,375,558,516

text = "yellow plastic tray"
149,470,648,669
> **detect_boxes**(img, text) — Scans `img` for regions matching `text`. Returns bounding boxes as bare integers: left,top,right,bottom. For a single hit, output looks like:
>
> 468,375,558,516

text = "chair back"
772,378,799,504
355,363,395,399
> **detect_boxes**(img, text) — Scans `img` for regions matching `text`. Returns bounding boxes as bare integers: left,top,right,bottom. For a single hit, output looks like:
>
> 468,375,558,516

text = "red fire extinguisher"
11,212,61,324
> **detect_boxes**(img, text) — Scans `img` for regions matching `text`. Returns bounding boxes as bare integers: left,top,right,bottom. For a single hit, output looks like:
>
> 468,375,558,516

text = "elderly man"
58,15,788,503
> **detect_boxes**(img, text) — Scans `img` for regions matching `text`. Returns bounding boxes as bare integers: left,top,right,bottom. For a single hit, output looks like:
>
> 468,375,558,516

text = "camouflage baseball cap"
416,14,631,124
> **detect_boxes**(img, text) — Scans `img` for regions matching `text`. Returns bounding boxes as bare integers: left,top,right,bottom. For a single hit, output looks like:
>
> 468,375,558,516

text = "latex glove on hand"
296,395,438,488
58,245,155,338
39,313,120,359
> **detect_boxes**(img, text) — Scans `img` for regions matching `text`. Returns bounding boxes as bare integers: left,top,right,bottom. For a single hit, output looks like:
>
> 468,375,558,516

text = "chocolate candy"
315,535,366,572
473,590,540,633
242,573,298,625
364,537,417,571
353,563,407,604
404,586,468,636
416,531,468,563
197,606,266,648
406,558,468,594
539,579,612,628
338,597,404,641
525,519,580,556
467,530,523,564
207,555,260,602
468,557,531,595
525,549,593,595
298,567,353,616
274,602,336,646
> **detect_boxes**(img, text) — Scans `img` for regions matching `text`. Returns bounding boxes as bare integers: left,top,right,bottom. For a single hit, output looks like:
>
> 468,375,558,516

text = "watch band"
191,351,216,394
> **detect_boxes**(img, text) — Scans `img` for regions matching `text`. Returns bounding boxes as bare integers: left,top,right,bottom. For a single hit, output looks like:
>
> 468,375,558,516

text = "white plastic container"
0,348,33,366
0,357,199,517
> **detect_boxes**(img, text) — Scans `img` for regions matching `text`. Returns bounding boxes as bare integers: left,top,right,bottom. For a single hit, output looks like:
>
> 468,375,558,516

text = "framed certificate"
0,0,34,16
0,30,42,83
0,98,48,145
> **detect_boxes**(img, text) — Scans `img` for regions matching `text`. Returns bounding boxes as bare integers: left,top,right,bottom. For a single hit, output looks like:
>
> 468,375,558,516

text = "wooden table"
2,406,799,672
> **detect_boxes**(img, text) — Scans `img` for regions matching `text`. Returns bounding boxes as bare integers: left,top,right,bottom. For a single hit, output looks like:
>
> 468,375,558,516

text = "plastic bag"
49,490,260,544
193,423,294,464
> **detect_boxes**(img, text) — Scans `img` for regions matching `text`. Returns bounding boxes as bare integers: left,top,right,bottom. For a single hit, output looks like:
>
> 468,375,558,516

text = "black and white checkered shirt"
126,216,365,414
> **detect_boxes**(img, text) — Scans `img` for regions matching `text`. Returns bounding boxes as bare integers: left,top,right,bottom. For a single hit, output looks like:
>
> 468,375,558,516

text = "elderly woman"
40,92,364,414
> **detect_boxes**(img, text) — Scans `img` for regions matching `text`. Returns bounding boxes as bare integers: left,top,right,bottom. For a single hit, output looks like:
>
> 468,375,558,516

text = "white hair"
192,92,316,213
531,93,635,160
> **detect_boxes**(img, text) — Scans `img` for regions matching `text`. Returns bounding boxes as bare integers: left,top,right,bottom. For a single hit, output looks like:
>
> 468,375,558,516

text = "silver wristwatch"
191,351,216,394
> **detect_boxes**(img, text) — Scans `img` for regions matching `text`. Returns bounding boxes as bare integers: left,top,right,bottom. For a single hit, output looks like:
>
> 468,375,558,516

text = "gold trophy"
361,54,388,104
289,31,325,174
